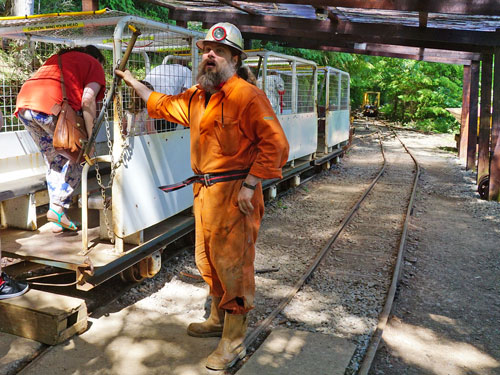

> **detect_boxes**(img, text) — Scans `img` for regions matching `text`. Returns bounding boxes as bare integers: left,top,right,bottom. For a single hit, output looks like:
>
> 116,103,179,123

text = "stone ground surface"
1,122,499,375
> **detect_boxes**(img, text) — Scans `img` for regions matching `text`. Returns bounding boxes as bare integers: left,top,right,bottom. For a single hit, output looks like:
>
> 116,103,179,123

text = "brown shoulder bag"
52,54,87,164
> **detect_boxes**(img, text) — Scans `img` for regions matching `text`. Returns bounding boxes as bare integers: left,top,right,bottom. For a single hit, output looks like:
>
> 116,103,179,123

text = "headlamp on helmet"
196,22,247,60
212,26,227,41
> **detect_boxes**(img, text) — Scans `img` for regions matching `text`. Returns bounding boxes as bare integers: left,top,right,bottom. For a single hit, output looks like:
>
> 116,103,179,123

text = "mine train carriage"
0,10,350,290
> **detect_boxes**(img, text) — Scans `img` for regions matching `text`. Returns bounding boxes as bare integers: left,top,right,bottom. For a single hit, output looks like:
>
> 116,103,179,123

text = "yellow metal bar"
0,8,107,21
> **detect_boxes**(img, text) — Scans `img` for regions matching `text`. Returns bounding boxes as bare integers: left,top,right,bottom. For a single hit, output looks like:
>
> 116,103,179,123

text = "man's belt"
159,169,250,193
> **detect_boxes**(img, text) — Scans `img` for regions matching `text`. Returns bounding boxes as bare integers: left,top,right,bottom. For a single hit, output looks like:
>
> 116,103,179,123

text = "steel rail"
357,125,421,375
242,130,388,351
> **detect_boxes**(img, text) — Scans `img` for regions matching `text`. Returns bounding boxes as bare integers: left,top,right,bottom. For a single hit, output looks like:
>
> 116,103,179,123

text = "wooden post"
477,54,493,185
82,0,99,11
459,65,471,160
489,48,500,201
466,61,480,171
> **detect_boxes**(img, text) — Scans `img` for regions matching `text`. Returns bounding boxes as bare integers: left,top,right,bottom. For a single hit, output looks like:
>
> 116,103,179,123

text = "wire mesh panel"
328,70,340,110
296,67,316,113
340,72,350,110
0,40,58,132
246,50,317,162
246,51,316,116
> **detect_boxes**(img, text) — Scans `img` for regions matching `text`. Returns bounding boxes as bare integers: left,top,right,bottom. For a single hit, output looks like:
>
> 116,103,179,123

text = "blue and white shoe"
0,272,29,300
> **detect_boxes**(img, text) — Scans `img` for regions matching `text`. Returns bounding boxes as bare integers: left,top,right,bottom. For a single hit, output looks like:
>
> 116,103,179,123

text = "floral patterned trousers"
17,109,82,209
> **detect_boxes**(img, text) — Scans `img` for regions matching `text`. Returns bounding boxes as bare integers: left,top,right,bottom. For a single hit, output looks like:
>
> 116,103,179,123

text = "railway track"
12,120,421,375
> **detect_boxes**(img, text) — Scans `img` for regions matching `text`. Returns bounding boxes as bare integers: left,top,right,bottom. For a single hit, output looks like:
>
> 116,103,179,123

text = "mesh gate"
245,50,317,116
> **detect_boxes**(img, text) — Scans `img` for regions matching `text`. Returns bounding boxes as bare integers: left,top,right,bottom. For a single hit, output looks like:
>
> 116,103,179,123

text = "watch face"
212,27,226,41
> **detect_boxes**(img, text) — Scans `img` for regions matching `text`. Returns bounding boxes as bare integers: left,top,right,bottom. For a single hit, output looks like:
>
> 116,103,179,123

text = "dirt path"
370,130,500,375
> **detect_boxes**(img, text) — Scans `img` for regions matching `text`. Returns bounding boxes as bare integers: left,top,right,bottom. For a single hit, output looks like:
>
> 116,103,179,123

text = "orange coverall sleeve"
244,94,289,179
146,89,195,127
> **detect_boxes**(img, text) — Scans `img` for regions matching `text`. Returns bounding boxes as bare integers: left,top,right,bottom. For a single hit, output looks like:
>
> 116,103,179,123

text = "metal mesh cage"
0,10,201,135
246,51,316,115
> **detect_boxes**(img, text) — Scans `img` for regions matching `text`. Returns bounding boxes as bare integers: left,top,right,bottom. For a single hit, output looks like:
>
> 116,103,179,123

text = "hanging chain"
93,86,131,243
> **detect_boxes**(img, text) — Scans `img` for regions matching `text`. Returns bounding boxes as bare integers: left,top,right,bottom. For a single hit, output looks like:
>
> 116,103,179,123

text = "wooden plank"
466,61,480,171
0,289,87,345
477,54,493,185
259,37,474,65
460,65,471,161
489,48,500,201
419,12,428,28
81,0,99,11
236,0,500,15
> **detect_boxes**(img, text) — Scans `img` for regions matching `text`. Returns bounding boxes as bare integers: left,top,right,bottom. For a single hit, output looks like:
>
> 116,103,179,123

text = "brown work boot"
205,313,247,370
187,296,224,337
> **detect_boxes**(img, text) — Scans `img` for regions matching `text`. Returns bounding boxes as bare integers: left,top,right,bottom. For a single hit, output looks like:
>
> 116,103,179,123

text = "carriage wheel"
120,263,145,283
478,175,489,200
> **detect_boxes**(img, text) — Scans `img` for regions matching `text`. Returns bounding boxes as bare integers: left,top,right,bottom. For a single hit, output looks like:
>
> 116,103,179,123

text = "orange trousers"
193,180,264,315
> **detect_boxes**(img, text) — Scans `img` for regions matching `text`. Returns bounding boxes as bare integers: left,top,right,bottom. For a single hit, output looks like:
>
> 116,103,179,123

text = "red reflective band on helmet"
212,26,227,41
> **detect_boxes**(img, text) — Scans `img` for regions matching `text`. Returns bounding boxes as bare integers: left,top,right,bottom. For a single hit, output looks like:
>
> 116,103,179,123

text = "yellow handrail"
0,8,107,21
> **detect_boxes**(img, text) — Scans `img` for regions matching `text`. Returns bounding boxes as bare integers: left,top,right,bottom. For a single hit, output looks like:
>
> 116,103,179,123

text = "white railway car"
0,10,203,287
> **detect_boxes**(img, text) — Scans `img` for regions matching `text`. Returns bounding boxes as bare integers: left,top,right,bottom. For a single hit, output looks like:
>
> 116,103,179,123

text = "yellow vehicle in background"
362,91,380,117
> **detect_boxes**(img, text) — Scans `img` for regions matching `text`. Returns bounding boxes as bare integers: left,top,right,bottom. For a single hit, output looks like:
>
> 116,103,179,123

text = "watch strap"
242,181,256,190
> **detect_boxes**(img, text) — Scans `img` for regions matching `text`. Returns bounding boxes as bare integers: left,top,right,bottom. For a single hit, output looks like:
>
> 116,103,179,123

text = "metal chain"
93,89,130,243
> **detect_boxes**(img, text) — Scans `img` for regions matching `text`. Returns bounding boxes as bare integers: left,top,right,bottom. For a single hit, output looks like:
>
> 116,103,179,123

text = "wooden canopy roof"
144,0,500,65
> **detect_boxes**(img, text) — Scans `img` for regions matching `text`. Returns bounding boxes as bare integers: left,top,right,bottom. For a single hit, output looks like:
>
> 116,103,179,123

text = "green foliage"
35,0,171,23
37,0,81,13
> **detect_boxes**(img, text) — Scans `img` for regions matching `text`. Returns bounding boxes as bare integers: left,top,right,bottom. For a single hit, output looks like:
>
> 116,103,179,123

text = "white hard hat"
196,23,247,60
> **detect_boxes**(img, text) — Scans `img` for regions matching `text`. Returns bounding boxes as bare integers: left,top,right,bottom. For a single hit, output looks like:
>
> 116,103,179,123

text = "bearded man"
115,22,289,370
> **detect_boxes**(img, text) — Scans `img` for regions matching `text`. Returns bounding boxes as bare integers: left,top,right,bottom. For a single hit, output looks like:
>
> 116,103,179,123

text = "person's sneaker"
0,272,29,300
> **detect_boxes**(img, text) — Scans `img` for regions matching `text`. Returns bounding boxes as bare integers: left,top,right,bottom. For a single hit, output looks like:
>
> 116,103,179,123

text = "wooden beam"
176,20,188,28
460,65,471,161
167,9,499,52
466,61,480,171
244,33,474,65
489,48,500,201
419,12,428,28
217,0,260,15
477,54,493,187
239,0,500,15
81,0,98,11
354,43,478,61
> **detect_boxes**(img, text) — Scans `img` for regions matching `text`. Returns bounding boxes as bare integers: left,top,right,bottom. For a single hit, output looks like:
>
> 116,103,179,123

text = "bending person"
116,23,289,370
15,45,106,233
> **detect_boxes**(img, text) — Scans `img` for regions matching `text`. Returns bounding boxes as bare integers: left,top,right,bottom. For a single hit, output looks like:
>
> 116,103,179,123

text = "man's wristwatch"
242,181,257,190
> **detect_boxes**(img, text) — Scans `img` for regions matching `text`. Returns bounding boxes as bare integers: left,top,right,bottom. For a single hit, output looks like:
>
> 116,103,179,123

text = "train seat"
0,131,48,230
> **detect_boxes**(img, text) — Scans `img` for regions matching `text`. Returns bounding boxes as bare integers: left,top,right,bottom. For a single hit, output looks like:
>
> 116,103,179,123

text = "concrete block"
238,328,356,375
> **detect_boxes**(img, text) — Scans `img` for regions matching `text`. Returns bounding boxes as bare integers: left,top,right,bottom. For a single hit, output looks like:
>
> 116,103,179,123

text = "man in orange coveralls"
115,23,289,370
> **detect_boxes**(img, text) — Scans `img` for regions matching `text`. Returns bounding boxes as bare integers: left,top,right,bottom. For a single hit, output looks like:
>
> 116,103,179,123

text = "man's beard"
196,59,236,94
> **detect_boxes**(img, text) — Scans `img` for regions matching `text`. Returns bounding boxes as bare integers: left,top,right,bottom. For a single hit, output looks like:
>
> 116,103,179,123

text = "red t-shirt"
15,51,106,116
